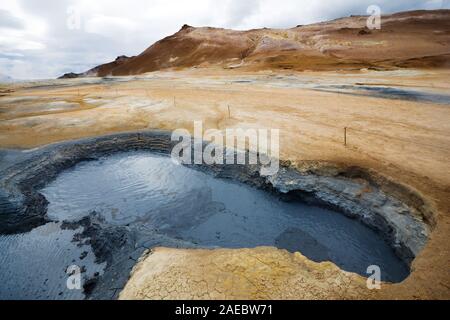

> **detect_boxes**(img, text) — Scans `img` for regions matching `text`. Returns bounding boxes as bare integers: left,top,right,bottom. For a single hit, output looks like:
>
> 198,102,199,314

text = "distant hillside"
60,9,450,78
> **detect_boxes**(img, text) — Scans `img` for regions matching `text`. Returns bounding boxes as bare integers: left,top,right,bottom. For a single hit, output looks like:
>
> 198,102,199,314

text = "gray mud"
314,84,450,104
0,131,432,299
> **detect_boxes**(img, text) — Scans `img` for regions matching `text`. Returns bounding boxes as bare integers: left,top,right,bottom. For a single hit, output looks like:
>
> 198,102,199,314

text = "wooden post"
174,96,176,107
228,105,231,118
344,127,347,147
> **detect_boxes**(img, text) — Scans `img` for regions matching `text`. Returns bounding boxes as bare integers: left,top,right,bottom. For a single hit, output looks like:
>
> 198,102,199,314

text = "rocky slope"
61,9,450,78
59,55,134,79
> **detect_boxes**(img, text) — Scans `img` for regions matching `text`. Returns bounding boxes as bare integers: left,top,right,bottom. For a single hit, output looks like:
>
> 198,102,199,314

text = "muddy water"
44,152,409,278
0,151,409,299
0,223,104,300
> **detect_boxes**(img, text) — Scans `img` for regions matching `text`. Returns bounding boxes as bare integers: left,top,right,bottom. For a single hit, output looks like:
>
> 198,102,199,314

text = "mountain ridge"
60,9,450,78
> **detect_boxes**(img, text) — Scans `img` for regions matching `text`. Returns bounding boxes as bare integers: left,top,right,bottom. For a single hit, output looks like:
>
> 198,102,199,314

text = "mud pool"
0,150,410,299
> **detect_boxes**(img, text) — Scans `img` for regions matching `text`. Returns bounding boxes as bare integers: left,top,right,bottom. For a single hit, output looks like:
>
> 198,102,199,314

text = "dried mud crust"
120,246,376,300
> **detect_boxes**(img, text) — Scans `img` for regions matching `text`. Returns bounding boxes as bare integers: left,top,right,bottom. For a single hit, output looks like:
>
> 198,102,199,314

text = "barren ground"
1,68,449,299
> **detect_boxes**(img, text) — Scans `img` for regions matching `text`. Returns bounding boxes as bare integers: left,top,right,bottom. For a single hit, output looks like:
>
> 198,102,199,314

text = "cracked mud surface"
120,247,375,300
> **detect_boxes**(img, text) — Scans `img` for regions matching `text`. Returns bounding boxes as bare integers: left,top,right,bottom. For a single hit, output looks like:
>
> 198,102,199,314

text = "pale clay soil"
1,68,449,299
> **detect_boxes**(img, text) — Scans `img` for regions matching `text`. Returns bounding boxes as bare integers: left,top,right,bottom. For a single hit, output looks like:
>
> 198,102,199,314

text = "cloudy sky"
0,0,448,79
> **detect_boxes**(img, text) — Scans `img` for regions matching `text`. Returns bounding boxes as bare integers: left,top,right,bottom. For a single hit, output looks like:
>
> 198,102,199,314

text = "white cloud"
85,14,138,37
0,0,448,79
424,0,445,9
0,35,45,50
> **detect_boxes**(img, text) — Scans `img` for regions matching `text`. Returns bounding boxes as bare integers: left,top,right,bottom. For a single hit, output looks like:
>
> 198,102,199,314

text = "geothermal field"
0,8,449,301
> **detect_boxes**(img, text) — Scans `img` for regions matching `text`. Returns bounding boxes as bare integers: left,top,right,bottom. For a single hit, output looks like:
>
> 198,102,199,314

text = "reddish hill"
62,10,450,78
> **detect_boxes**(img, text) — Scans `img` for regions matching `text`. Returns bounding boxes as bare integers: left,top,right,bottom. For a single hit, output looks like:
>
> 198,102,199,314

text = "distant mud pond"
0,151,409,299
